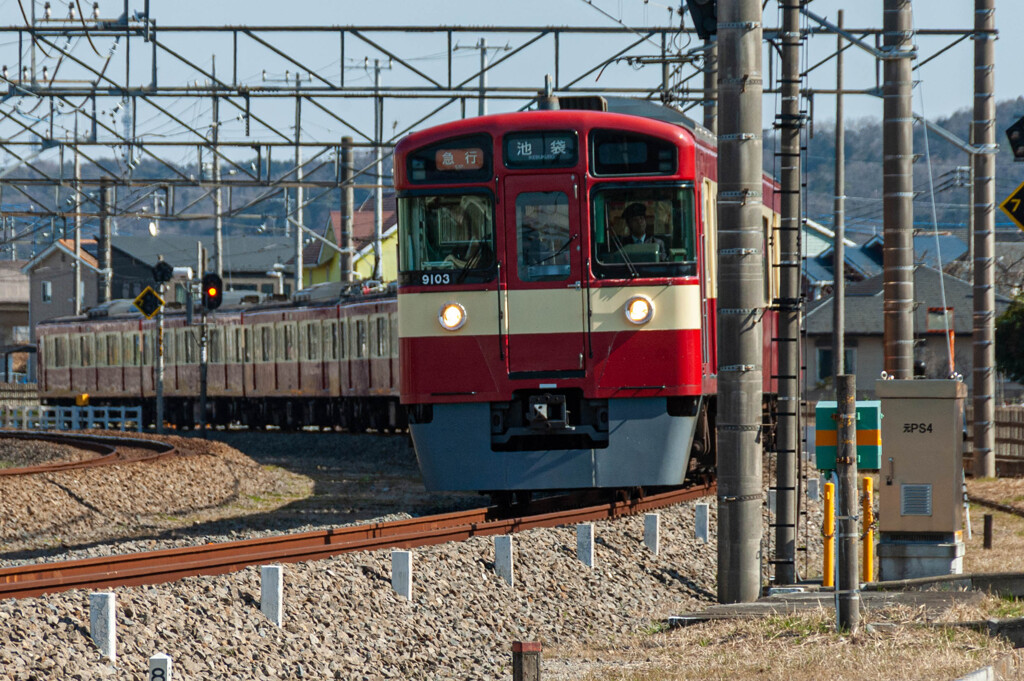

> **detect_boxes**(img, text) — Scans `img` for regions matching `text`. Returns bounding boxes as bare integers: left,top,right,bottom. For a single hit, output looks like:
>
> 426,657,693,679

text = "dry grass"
546,606,1017,681
965,477,1024,574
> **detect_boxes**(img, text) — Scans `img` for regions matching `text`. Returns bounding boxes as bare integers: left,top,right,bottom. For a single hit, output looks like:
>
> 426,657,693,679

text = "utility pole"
340,136,355,282
772,0,803,586
98,180,113,304
212,73,223,280
156,282,165,434
702,39,718,135
835,374,860,632
834,11,846,378
373,59,385,281
294,72,304,294
73,142,82,316
478,38,487,117
973,0,996,479
716,0,764,604
882,0,915,378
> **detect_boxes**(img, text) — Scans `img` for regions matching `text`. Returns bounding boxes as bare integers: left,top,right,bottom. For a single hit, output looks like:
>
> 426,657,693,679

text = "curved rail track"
0,431,177,476
0,484,715,600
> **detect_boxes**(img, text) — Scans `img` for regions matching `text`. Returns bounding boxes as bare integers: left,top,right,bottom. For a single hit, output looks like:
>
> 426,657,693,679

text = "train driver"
618,203,667,260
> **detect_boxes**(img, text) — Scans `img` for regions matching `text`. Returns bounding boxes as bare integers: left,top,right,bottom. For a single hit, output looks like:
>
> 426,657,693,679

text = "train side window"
355,319,367,359
306,322,320,361
95,335,107,367
70,334,81,368
143,331,152,366
375,316,388,357
283,323,296,361
210,329,222,364
81,335,93,367
180,330,192,364
515,192,571,282
107,333,120,366
338,321,347,360
261,326,273,363
54,335,67,368
322,321,337,361
243,328,252,363
391,317,399,359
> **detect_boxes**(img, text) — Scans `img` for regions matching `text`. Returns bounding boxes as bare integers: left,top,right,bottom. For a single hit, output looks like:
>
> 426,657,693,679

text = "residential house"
304,195,399,286
803,265,1015,401
0,261,30,381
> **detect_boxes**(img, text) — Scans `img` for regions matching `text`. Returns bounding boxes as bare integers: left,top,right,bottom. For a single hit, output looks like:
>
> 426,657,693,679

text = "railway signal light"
1007,115,1024,161
201,272,223,311
152,259,174,284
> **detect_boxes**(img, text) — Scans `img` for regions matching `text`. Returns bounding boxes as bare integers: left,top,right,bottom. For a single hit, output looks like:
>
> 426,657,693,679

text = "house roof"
804,232,968,285
306,196,398,267
112,236,294,275
20,239,100,275
805,264,1011,336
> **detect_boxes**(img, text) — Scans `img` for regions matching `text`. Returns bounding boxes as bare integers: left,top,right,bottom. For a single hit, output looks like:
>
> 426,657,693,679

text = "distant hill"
764,97,1024,242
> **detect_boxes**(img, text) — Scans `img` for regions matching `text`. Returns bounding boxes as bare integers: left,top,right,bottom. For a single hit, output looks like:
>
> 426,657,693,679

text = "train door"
502,174,586,376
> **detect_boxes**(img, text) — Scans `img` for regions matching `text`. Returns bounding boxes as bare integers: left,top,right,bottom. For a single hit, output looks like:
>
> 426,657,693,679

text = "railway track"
0,431,176,476
0,483,715,600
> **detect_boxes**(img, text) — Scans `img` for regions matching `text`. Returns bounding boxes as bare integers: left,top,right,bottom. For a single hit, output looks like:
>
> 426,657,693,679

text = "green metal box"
814,400,882,471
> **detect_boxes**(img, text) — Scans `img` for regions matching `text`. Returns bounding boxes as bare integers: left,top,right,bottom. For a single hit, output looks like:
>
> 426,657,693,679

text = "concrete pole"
340,137,355,282
716,0,764,604
773,0,802,586
882,0,915,378
373,61,384,282
478,38,487,117
213,94,223,280
702,39,718,135
73,145,82,316
836,374,860,632
973,0,996,479
97,180,112,304
156,282,164,434
294,73,304,294
833,12,846,377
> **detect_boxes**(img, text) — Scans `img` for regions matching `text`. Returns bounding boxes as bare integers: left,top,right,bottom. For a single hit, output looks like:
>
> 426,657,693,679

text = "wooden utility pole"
716,0,765,604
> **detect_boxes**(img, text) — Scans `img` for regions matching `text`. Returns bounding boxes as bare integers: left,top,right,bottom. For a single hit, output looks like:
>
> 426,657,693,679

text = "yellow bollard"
862,476,875,583
823,481,835,588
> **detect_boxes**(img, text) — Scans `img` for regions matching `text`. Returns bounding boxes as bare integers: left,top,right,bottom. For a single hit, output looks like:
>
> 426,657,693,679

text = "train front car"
397,110,713,493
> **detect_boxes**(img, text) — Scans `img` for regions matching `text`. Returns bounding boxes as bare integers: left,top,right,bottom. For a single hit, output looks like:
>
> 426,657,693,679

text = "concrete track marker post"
392,550,413,599
261,565,283,626
577,523,595,567
494,535,514,587
89,592,116,662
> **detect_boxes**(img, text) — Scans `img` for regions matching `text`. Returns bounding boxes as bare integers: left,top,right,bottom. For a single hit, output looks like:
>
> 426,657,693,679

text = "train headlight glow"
438,302,467,331
624,295,654,325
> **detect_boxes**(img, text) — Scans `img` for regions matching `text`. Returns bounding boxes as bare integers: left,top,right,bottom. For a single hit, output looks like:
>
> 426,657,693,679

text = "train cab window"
398,193,496,285
591,185,697,279
590,129,677,176
405,133,492,184
515,192,571,282
355,319,367,359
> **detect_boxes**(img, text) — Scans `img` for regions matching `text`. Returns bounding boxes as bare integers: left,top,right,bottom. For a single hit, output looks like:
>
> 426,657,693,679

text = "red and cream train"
36,101,781,494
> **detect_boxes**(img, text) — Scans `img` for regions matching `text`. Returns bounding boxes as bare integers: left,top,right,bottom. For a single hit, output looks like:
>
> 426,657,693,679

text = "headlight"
624,295,654,325
438,302,467,331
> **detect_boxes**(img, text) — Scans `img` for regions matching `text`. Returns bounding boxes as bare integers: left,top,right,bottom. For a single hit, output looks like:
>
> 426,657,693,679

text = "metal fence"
0,405,142,432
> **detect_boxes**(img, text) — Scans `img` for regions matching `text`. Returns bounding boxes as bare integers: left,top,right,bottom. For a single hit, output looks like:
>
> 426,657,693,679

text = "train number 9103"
422,273,451,285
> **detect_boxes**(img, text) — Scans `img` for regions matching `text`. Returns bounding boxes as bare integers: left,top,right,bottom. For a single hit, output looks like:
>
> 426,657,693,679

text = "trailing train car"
395,106,780,493
35,284,405,432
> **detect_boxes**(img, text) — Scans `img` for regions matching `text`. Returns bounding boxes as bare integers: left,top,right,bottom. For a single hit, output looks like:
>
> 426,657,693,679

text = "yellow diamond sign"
1001,179,1024,233
133,286,164,319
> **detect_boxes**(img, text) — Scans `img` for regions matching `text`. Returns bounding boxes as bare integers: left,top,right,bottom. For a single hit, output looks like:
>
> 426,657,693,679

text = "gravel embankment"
0,431,825,680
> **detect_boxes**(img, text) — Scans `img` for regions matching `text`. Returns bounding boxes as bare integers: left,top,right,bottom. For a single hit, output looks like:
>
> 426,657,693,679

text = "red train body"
395,108,780,492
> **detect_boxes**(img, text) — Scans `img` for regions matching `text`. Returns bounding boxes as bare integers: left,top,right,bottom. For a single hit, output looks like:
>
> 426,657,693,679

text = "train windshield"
591,184,697,279
397,193,497,285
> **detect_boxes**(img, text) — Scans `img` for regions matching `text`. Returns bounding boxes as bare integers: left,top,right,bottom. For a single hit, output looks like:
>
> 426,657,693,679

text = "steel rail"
0,431,176,476
0,483,714,599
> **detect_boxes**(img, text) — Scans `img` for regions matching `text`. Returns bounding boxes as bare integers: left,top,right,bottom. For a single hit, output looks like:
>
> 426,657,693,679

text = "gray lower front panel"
410,398,696,491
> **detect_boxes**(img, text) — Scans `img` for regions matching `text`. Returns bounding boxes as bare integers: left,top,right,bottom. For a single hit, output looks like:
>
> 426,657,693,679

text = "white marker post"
494,535,514,587
392,550,413,599
644,513,660,554
260,565,283,627
576,523,595,567
149,653,172,681
89,592,116,662
695,503,709,544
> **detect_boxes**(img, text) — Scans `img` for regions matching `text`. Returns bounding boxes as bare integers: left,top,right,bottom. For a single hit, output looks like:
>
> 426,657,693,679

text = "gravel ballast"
0,431,826,680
